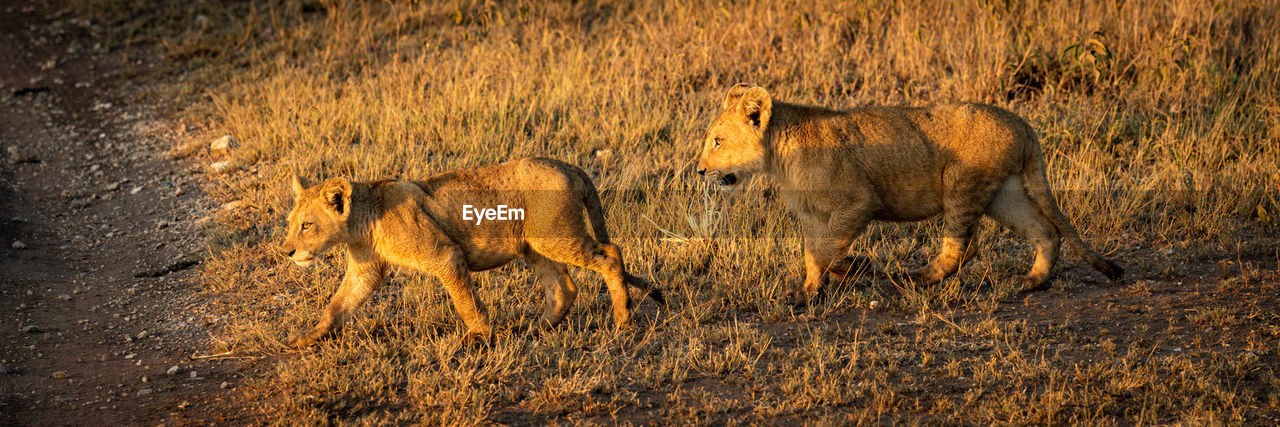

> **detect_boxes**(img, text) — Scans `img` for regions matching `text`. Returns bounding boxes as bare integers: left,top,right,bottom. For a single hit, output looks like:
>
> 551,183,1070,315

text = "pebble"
220,381,229,389
57,294,71,300
166,365,179,375
11,240,27,249
136,388,152,396
592,148,614,164
869,300,881,310
21,325,42,333
210,135,236,155
0,362,14,374
209,161,233,173
220,200,245,212
130,186,143,194
189,370,197,378
51,371,69,379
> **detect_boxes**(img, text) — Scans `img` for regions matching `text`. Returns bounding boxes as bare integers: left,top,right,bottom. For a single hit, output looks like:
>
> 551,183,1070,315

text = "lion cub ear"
739,86,772,130
321,178,353,218
290,174,307,198
721,83,754,111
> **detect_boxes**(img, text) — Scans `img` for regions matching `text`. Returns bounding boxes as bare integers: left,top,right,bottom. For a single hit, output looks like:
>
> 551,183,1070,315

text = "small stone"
140,375,148,383
209,161,233,173
0,362,14,374
130,186,143,195
51,371,69,379
11,240,27,249
21,325,41,333
210,135,236,155
189,370,197,378
220,381,229,389
221,200,245,212
135,330,148,340
106,181,120,191
136,388,152,396
592,148,614,164
166,365,179,375
57,294,71,300
868,300,881,310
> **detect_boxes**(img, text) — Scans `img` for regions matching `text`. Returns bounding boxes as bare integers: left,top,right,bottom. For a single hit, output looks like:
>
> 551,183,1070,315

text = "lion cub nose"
287,249,296,257
695,167,706,176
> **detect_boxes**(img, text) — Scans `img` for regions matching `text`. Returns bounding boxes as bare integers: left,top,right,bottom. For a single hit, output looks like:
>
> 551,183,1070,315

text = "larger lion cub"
281,157,661,348
696,84,1123,297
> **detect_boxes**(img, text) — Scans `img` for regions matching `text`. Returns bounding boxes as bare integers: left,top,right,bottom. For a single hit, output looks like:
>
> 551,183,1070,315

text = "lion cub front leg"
798,196,874,300
288,253,385,348
409,245,492,340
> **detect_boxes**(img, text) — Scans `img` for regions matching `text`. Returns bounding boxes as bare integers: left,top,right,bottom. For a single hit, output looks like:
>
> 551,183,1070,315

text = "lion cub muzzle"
288,249,317,268
704,170,740,190
697,166,741,189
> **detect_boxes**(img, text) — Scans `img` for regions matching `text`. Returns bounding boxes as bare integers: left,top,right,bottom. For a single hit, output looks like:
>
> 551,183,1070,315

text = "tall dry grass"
77,0,1280,423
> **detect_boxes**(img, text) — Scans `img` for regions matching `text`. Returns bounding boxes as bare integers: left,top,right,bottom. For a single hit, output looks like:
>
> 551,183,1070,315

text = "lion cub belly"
875,182,943,221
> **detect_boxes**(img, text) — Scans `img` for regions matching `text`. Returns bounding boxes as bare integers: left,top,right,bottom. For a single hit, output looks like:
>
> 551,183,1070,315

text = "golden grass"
76,0,1280,423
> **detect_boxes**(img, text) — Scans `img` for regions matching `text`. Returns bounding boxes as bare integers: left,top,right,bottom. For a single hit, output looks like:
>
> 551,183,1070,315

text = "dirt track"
0,3,248,424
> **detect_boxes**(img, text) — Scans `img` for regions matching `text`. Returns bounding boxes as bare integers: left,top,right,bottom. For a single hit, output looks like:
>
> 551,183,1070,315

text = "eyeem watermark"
462,204,525,225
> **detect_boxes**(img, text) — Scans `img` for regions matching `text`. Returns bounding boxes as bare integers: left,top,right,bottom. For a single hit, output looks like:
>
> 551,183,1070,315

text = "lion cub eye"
713,137,722,147
301,222,313,231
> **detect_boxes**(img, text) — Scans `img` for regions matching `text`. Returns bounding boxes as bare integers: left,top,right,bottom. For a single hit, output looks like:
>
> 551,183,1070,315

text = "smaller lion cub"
280,157,662,348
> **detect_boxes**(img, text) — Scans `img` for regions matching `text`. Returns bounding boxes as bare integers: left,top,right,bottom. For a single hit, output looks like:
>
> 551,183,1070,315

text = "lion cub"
280,157,662,348
696,84,1123,297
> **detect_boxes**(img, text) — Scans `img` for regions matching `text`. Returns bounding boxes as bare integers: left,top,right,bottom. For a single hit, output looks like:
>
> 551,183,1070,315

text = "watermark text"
462,204,524,225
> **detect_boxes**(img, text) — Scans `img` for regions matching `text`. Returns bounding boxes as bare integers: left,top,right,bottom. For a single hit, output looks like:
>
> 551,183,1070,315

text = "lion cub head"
281,175,354,268
695,83,773,190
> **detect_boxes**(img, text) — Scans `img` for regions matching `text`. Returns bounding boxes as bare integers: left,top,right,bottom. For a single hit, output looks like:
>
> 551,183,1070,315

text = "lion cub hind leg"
911,174,999,285
525,249,579,328
986,176,1059,290
532,239,633,328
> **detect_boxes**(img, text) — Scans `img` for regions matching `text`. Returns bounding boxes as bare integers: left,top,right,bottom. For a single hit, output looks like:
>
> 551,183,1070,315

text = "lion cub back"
403,158,601,269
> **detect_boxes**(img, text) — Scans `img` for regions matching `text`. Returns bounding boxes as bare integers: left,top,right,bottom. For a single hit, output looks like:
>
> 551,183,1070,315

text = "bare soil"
0,3,253,424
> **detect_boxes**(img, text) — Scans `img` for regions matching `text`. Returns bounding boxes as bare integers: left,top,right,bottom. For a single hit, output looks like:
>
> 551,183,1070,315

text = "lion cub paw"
1015,275,1050,293
789,287,825,307
461,330,495,348
906,267,945,286
285,334,316,349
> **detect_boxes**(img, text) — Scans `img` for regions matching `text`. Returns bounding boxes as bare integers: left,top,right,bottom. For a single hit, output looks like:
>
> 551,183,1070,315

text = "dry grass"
75,0,1280,423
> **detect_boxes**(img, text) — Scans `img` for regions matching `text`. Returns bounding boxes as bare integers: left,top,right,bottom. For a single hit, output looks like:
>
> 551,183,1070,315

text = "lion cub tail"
1021,148,1125,281
573,168,665,305
624,273,667,306
576,168,612,244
